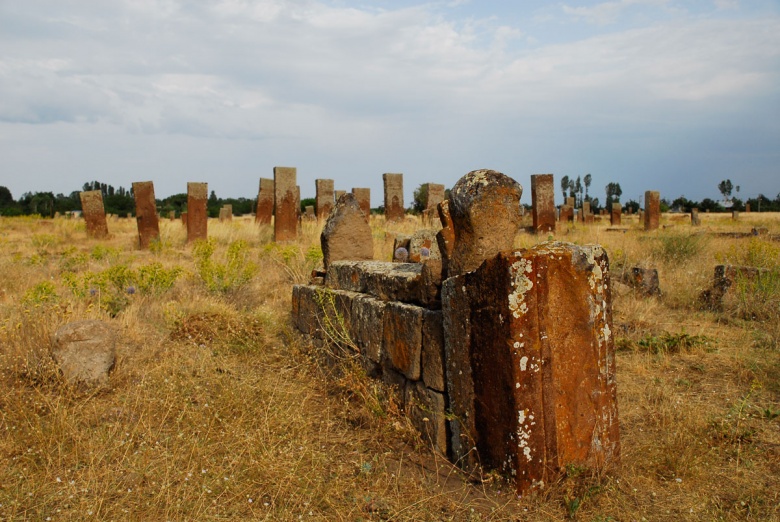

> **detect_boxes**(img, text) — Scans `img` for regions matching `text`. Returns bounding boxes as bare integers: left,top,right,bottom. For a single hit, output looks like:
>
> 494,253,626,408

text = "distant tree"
583,174,592,201
671,196,696,212
604,182,622,209
623,199,640,214
699,198,724,212
300,197,316,213
0,186,14,208
590,197,600,212
560,175,570,201
412,184,428,214
574,176,583,206
718,179,733,199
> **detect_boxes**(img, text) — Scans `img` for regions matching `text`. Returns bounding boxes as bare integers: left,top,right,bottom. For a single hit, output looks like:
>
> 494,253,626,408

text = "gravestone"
315,179,335,220
352,188,371,223
531,174,555,233
169,211,175,220
691,208,700,226
383,173,405,222
187,182,208,243
611,203,622,226
274,167,298,241
255,178,274,224
305,205,315,220
559,204,574,223
52,320,116,385
745,203,751,213
132,181,160,249
219,205,233,222
566,197,575,208
321,193,374,271
644,191,660,231
424,183,446,211
335,190,346,202
181,212,188,226
80,190,109,239
732,210,739,221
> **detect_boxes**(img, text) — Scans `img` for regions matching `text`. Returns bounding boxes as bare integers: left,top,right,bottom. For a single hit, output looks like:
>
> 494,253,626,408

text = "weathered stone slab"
405,381,448,454
321,193,374,271
383,301,423,380
621,267,661,296
80,190,109,239
531,174,555,233
700,265,766,310
421,309,445,392
351,187,371,223
424,183,446,211
335,190,346,202
325,260,424,304
443,242,620,493
409,229,440,262
131,181,160,249
187,182,208,243
52,320,116,385
219,204,233,222
256,178,274,224
559,204,574,223
315,179,335,220
274,166,298,241
611,203,622,226
448,170,523,278
436,200,455,277
691,208,700,226
305,206,315,220
644,190,660,231
732,210,739,221
383,173,405,222
352,294,386,365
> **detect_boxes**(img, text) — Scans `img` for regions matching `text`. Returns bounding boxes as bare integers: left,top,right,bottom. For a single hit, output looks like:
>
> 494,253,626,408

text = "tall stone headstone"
732,210,739,221
745,203,751,213
274,167,298,241
315,179,335,220
80,190,109,239
321,193,374,271
424,183,446,211
559,205,574,223
132,181,160,249
255,178,274,225
644,191,660,231
448,169,523,278
351,188,371,223
566,197,575,208
691,208,701,226
383,173,405,222
219,204,233,222
187,182,208,243
610,203,622,226
531,174,555,233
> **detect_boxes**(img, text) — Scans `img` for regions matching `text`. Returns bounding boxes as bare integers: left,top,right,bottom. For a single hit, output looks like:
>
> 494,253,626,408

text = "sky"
1,0,778,207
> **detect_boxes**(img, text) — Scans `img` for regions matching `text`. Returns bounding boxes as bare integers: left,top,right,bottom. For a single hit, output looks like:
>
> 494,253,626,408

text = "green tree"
583,173,592,201
718,179,733,199
412,184,428,214
605,182,622,209
560,175,570,201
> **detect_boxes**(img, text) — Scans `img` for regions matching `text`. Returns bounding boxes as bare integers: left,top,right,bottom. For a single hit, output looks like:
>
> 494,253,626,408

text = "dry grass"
0,212,779,521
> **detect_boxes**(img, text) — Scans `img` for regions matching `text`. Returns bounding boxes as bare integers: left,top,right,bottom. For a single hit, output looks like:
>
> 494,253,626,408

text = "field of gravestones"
0,210,778,521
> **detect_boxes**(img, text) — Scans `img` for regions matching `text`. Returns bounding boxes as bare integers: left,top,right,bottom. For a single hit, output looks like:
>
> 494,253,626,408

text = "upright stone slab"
531,174,555,233
566,197,575,208
436,200,455,278
219,204,232,222
168,210,175,220
383,173,405,222
610,203,622,226
745,203,751,213
132,181,160,249
321,193,374,271
442,242,620,493
187,182,208,243
305,205,316,220
559,205,574,223
691,208,700,226
315,179,335,220
255,178,274,224
732,210,739,221
80,190,109,239
352,188,371,223
335,190,346,202
583,201,591,221
425,183,446,211
448,169,523,278
644,191,660,231
274,167,298,241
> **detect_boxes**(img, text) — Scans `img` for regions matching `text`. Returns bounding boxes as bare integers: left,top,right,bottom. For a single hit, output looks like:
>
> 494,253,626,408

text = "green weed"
193,239,257,293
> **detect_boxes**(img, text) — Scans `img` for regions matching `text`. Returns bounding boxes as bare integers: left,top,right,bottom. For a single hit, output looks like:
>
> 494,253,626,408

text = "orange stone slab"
132,181,160,249
187,182,208,243
80,190,109,239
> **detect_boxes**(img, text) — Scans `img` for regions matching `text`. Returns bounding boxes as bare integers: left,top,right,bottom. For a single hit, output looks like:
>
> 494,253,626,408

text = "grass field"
0,211,778,521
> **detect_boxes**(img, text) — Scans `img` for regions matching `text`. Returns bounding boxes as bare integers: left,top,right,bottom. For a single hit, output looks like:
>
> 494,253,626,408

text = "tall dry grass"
0,212,778,520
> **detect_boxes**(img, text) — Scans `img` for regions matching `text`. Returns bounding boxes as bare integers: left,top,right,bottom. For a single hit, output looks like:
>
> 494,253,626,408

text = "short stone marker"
611,203,622,226
255,178,274,224
80,190,109,239
559,204,574,223
644,190,660,231
424,183,446,211
169,210,175,220
315,179,335,220
621,267,661,296
52,320,116,385
187,182,208,243
351,187,371,223
691,208,700,226
219,204,233,222
383,173,405,222
132,181,160,249
274,167,298,241
531,174,555,233
321,193,374,271
701,265,765,310
305,205,315,220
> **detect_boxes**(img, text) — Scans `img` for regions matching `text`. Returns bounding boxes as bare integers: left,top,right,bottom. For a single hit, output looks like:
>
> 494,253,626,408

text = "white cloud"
562,0,672,26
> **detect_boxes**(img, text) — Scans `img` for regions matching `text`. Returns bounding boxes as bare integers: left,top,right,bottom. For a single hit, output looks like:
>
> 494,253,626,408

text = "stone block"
321,193,374,271
559,205,573,223
315,179,335,220
132,181,160,249
255,178,274,224
383,301,423,380
644,191,660,231
52,320,116,385
393,235,411,262
420,259,443,306
443,242,620,494
187,182,208,243
611,203,621,226
304,205,315,220
436,200,455,278
409,229,440,262
621,267,661,296
274,166,298,241
424,183,446,211
351,187,371,223
700,265,766,310
383,173,405,222
405,381,448,454
691,208,700,226
531,174,555,233
80,190,109,239
326,260,424,304
351,294,386,364
421,309,445,392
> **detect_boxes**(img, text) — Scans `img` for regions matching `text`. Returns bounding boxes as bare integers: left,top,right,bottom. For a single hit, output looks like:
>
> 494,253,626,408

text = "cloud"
562,0,672,26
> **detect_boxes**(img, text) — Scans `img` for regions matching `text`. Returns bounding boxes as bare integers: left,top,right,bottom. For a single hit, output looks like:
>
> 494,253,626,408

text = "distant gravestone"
732,210,739,221
255,178,274,225
187,182,208,243
80,190,109,239
531,174,555,233
181,212,188,226
274,167,298,241
691,208,700,226
305,205,316,220
644,191,660,231
52,320,116,385
335,190,346,202
611,203,622,226
559,204,574,223
315,179,335,220
383,173,405,222
424,183,446,211
219,204,233,222
352,187,371,223
435,200,455,278
745,203,751,213
169,210,175,220
132,181,160,249
321,193,374,271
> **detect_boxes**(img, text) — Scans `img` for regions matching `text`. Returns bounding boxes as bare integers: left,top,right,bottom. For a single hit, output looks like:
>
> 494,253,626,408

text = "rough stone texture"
181,212,188,226
621,267,661,296
219,204,233,222
582,202,591,222
383,301,423,380
352,187,371,223
405,380,448,454
691,208,700,226
305,206,315,220
644,191,660,231
732,210,739,221
187,182,208,243
383,173,405,222
448,170,523,278
421,310,446,392
274,167,298,241
132,181,160,249
352,294,386,366
435,200,455,278
443,242,620,493
611,203,622,226
531,174,555,233
52,320,116,385
420,259,443,306
292,285,323,337
335,190,346,202
326,260,425,305
321,193,374,271
409,229,441,262
80,190,109,239
700,265,765,310
425,183,446,211
315,179,335,220
559,205,574,223
256,178,274,224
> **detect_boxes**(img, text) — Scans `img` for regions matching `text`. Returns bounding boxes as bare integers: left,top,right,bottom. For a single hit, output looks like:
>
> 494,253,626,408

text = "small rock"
51,320,116,385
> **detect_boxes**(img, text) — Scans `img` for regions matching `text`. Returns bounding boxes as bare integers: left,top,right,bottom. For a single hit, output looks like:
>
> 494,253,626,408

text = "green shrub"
654,232,706,263
193,239,257,293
